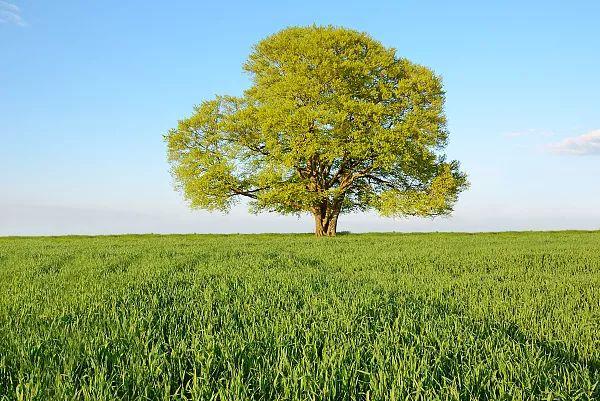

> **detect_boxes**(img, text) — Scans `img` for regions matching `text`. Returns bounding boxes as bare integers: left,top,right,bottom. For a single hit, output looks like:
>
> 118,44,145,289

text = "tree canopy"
166,26,468,236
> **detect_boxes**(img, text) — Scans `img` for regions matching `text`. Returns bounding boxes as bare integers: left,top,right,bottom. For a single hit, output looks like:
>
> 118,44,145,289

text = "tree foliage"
166,26,468,236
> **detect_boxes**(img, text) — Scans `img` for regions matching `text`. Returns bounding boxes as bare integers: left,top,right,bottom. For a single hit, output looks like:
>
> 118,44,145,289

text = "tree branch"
230,187,266,199
364,174,397,190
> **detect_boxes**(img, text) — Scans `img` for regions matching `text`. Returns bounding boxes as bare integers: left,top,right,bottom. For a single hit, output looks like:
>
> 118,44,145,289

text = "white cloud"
546,129,600,156
0,1,26,26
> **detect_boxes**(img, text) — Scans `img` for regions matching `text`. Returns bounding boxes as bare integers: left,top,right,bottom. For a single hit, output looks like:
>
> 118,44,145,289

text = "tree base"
313,208,339,237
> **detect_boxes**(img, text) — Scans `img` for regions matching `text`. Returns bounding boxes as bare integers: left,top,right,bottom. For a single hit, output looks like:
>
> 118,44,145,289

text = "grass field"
0,232,598,400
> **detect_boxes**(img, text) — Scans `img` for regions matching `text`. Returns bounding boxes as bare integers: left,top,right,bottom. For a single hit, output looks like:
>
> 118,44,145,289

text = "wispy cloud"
0,1,26,26
546,129,600,156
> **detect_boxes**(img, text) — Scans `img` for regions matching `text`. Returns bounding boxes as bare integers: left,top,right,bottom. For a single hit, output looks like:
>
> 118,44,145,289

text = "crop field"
0,232,599,400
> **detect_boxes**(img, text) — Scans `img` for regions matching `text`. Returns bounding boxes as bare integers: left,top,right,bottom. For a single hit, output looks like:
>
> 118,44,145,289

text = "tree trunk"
326,214,338,236
314,211,327,237
313,206,340,237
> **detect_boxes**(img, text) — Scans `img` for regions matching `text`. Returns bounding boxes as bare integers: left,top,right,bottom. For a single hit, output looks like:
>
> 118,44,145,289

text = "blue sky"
1,0,599,235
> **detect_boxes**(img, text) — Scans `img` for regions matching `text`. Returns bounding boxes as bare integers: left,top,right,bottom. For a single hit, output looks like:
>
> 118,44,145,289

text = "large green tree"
166,26,468,236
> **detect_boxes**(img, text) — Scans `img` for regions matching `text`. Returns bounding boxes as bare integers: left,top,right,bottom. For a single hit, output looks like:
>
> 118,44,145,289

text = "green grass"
0,232,599,400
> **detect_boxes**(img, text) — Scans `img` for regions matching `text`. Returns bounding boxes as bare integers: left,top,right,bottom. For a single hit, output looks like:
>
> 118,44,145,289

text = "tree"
165,26,468,237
